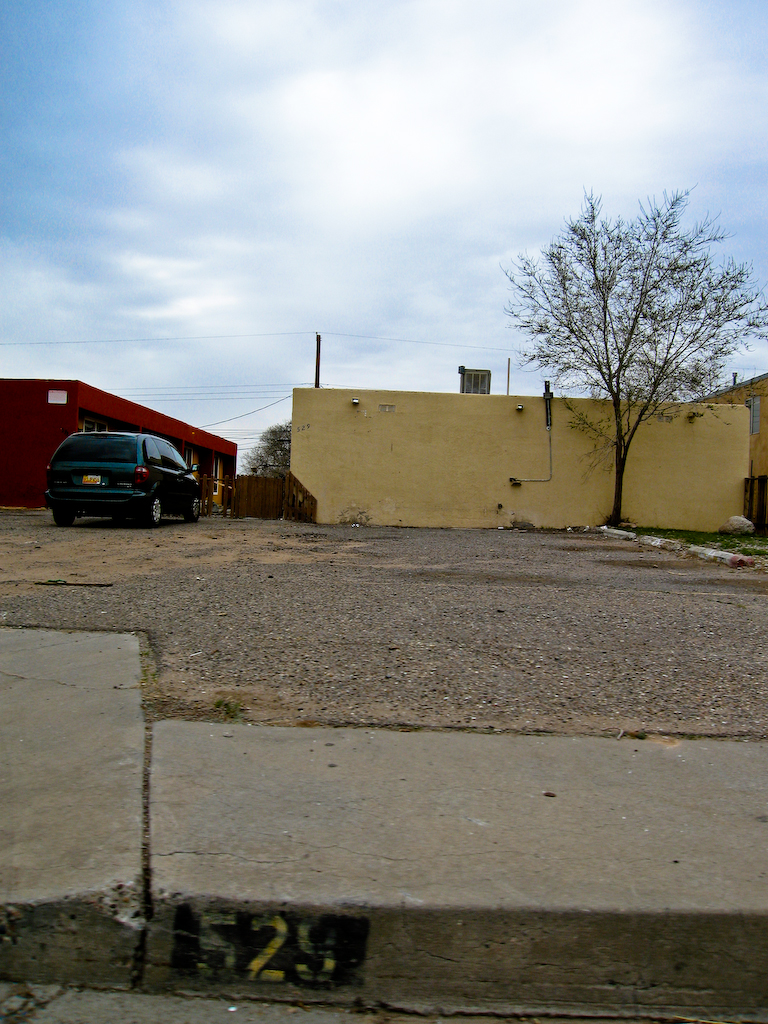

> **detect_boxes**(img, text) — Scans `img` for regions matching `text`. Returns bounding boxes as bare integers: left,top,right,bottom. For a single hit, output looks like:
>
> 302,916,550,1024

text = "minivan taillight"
134,465,150,486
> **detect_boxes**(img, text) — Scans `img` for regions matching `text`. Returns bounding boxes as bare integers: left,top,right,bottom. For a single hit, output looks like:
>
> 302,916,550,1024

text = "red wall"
0,381,79,507
0,379,237,508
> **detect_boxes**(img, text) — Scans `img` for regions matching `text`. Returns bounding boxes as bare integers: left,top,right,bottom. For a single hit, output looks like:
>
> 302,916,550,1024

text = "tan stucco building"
709,371,768,526
290,388,748,532
709,372,768,474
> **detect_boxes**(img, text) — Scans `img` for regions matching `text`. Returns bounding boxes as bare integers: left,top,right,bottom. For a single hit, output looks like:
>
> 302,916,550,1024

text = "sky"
3,0,768,458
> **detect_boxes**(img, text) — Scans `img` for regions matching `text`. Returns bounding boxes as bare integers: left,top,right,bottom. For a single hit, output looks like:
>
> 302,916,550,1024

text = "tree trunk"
608,452,627,526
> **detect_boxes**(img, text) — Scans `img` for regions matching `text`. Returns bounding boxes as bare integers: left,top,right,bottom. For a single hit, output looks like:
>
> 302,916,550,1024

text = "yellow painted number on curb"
296,920,336,983
248,915,288,981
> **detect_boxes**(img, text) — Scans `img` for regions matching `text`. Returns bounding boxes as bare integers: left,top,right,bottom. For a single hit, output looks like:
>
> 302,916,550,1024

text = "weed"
213,697,244,721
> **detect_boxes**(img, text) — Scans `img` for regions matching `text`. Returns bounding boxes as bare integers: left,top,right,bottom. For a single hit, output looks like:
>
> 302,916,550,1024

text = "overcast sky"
3,0,768,453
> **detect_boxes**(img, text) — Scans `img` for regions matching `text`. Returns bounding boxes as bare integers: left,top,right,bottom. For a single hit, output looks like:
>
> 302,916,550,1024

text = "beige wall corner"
710,379,768,478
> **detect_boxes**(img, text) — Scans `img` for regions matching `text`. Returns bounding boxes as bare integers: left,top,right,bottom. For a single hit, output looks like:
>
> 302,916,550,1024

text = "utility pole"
315,334,321,388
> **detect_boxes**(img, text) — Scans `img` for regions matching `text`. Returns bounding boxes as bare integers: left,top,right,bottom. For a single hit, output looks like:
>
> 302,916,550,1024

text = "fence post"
222,476,235,517
758,476,768,529
745,477,755,522
201,475,214,517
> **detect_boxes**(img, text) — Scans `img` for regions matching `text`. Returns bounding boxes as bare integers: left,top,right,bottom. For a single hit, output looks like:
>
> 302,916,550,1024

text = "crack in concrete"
129,719,154,988
0,669,79,687
153,849,304,867
415,948,461,963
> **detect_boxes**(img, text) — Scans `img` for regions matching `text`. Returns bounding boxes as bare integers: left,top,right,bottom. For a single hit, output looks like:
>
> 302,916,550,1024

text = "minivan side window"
157,438,188,471
144,437,162,464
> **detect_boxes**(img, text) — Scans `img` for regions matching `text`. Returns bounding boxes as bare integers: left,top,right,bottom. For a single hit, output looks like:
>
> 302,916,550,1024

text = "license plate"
81,474,102,485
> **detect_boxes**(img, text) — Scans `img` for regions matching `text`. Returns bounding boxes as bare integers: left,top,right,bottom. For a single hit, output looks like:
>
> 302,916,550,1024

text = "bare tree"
242,421,291,477
504,191,768,525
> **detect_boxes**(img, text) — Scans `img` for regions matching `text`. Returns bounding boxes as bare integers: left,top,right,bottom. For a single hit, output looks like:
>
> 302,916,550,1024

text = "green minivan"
45,432,201,527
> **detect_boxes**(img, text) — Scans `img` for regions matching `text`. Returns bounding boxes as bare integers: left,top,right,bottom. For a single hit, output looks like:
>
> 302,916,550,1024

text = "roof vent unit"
458,366,491,394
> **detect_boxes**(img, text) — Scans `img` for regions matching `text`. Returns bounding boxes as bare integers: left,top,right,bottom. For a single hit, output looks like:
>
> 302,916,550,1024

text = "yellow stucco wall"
290,388,749,531
710,378,768,477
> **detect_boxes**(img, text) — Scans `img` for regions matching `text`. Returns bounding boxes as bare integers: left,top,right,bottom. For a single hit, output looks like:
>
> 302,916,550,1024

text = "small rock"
26,984,62,1004
719,515,755,535
1,995,29,1014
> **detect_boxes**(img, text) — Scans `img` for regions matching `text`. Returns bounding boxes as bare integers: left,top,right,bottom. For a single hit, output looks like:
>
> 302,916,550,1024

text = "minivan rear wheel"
52,508,76,527
144,496,162,528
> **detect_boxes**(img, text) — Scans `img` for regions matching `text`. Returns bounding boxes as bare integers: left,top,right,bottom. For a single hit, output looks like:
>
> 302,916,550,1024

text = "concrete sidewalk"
2,629,768,1018
0,628,144,986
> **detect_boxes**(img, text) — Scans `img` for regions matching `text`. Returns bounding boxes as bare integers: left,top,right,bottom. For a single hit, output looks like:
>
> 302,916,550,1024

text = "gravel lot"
1,509,767,738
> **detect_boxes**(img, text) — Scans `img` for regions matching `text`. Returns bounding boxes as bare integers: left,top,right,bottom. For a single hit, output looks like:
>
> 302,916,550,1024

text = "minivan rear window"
52,435,138,463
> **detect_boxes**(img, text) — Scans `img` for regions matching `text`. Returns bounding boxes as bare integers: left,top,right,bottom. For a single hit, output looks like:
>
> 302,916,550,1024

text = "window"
81,418,108,432
143,437,162,465
53,435,137,463
747,396,761,434
156,438,188,470
213,455,221,495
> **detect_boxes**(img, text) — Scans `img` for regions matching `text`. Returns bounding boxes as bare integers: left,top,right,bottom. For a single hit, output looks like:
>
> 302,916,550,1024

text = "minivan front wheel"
183,496,201,523
144,496,162,528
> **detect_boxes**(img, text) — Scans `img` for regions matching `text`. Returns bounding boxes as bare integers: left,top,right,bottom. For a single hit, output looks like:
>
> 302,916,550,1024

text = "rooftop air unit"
458,366,491,394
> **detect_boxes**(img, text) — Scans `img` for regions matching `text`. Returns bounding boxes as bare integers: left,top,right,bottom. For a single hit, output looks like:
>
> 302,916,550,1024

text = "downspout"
509,381,554,485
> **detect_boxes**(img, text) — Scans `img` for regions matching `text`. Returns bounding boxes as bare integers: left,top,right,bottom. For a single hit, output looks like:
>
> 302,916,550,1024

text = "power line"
1,328,515,354
201,394,292,427
116,382,312,392
324,331,515,353
114,393,292,403
0,331,311,347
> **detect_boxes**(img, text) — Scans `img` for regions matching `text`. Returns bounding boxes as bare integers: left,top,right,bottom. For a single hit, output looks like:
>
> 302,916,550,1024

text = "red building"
0,379,237,508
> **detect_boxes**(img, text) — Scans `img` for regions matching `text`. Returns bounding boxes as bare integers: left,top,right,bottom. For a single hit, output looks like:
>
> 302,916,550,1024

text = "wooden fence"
232,475,284,519
283,471,318,523
745,475,768,529
198,473,316,523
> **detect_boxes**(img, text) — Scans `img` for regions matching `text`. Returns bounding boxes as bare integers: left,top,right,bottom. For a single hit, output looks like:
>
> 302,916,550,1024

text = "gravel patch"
1,510,767,738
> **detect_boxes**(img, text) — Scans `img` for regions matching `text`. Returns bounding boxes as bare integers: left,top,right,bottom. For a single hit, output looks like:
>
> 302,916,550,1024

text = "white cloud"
4,0,768,442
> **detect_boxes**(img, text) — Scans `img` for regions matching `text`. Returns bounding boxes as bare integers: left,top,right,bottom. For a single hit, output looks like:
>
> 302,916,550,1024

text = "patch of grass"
213,697,244,721
635,526,768,556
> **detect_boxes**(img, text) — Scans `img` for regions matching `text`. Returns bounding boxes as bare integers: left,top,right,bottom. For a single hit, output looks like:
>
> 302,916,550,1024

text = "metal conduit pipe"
509,381,554,485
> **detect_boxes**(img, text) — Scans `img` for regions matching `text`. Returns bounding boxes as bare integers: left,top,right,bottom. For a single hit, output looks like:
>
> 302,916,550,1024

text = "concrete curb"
688,544,756,567
598,525,756,567
143,902,768,1018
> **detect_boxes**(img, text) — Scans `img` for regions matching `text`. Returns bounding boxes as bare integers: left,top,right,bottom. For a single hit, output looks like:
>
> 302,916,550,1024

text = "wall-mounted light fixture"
351,398,360,405
516,404,524,411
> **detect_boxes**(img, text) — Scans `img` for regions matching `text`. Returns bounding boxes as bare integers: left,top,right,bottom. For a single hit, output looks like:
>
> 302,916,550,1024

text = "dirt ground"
1,508,767,739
